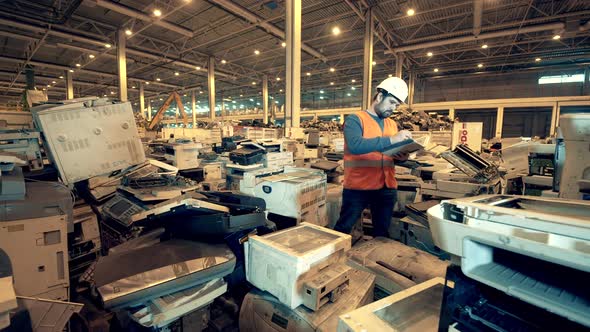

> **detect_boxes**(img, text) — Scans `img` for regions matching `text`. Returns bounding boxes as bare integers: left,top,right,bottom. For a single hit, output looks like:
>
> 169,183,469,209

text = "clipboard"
382,136,427,156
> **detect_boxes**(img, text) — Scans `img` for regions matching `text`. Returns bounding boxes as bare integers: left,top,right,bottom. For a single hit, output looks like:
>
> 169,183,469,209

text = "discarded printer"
245,223,352,310
101,189,269,239
93,233,236,309
31,98,145,186
428,195,590,330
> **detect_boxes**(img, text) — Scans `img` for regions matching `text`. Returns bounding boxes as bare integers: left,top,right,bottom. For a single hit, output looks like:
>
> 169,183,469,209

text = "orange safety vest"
343,111,398,190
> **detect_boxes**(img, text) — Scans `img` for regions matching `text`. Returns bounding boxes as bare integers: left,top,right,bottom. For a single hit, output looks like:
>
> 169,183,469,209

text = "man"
334,77,412,238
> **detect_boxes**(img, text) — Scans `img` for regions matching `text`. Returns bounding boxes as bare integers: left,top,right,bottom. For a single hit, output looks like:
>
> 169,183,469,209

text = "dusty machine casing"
32,98,145,185
427,195,590,328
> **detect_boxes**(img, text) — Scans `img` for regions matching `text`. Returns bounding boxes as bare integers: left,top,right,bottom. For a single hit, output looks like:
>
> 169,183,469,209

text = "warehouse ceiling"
0,0,589,108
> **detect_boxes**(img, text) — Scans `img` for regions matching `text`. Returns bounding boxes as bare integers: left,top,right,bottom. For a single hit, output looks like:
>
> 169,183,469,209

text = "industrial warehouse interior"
0,0,589,331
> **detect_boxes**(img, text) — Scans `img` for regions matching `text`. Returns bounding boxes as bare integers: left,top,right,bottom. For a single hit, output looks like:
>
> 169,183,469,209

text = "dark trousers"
334,187,397,238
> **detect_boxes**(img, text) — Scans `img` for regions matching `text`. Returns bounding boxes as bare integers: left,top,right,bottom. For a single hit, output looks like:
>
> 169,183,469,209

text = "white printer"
428,195,590,329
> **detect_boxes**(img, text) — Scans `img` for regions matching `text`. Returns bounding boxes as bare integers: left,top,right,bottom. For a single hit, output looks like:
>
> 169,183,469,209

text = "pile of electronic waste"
393,108,453,131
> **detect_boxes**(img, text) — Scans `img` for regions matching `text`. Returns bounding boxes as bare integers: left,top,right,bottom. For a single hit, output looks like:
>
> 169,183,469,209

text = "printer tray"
164,208,269,237
94,239,236,309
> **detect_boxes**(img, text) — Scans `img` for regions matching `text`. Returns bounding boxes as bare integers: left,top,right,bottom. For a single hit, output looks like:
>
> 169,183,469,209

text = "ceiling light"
159,98,163,101
351,86,356,90
254,50,260,55
407,8,415,16
281,42,286,47
110,91,115,95
196,66,201,70
434,68,439,72
388,74,393,78
332,26,341,36
427,52,433,57
372,61,376,65
320,96,324,100
276,77,281,81
145,81,150,85
153,9,162,17
535,57,541,62
89,54,95,59
52,81,56,84
240,94,243,97
552,34,560,40
199,91,203,94
280,89,283,92
132,86,136,89
174,72,180,76
252,81,256,85
69,69,74,73
75,63,81,67
330,82,334,85
329,67,335,72
221,59,227,64
351,79,356,83
125,29,132,36
320,90,324,94
481,44,488,49
46,84,51,87
156,78,161,81
104,43,111,48
347,93,351,96
103,94,106,96
184,94,187,97
306,72,311,76
477,63,483,68
59,76,63,79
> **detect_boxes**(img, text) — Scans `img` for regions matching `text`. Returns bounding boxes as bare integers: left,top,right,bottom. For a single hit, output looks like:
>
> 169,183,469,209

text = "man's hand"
393,151,409,161
389,130,412,144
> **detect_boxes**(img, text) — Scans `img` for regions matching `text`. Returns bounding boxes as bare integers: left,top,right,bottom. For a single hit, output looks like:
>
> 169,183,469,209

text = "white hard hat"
376,77,408,103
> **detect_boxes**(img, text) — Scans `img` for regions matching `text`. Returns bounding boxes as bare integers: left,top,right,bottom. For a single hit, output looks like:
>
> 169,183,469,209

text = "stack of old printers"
5,97,275,331
240,223,376,332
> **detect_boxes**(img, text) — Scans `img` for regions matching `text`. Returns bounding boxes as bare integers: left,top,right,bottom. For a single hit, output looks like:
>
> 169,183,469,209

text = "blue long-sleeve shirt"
344,112,396,155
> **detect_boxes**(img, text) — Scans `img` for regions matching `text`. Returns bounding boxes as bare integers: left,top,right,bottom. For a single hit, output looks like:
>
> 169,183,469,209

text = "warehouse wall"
417,69,587,103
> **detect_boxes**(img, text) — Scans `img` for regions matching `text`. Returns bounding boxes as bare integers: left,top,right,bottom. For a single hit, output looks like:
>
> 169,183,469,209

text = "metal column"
395,53,404,78
139,82,145,118
584,66,590,95
117,29,127,102
362,7,374,111
191,91,197,127
285,0,301,128
408,71,415,105
449,107,455,120
262,75,269,124
65,70,74,100
147,99,152,121
495,106,504,138
550,102,559,136
208,56,216,120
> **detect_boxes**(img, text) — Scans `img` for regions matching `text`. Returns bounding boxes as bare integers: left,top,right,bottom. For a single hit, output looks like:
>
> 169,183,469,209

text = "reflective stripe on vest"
344,160,396,168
